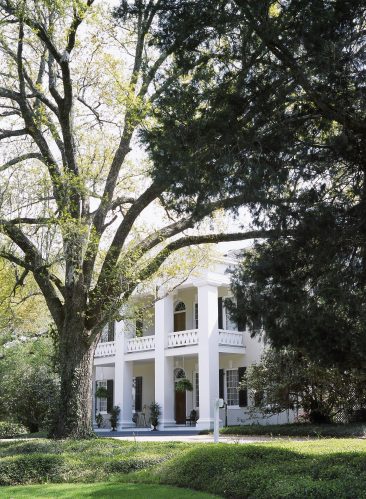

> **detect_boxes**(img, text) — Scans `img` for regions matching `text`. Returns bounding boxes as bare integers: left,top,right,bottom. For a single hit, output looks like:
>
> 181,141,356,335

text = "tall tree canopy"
0,0,274,437
147,0,366,367
227,0,366,367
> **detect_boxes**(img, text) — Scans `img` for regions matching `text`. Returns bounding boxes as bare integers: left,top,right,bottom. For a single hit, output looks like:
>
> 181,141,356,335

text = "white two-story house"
93,253,291,430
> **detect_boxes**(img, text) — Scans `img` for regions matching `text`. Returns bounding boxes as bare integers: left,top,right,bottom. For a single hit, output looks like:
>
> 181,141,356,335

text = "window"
100,327,108,343
136,317,143,337
226,369,239,406
100,322,115,343
108,321,115,341
194,372,199,408
96,380,107,412
175,301,186,312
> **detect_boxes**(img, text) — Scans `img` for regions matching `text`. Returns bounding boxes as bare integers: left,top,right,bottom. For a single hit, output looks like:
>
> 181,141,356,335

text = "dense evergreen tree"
147,1,366,366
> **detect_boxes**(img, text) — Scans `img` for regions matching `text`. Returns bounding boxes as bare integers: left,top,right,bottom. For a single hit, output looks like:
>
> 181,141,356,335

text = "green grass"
220,423,366,438
2,438,366,498
0,482,216,498
153,439,366,498
0,439,190,485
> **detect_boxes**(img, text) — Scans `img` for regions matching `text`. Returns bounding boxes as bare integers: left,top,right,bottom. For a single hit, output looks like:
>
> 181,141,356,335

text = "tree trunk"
50,320,98,438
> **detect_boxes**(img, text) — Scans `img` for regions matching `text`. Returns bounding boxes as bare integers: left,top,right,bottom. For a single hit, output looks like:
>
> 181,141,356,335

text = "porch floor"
95,424,199,434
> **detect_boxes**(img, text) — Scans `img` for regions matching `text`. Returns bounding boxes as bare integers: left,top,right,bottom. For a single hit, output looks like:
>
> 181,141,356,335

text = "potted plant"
95,386,108,399
95,412,104,428
149,401,161,431
175,378,193,392
110,406,120,431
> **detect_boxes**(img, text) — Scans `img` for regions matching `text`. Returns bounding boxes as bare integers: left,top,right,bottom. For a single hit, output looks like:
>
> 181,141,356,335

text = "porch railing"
167,329,199,348
94,341,116,358
126,335,155,352
218,329,245,347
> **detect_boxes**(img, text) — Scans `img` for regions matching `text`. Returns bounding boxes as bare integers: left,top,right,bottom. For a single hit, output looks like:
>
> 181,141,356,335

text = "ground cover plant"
220,423,366,438
0,439,189,486
0,482,216,498
2,438,366,498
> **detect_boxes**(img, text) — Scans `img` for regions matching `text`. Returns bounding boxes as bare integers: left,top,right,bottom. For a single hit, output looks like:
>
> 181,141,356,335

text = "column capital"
194,278,221,288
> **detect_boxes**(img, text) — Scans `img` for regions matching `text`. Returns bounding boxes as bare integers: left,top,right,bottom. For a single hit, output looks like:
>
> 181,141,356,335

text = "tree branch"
0,220,64,328
0,152,45,172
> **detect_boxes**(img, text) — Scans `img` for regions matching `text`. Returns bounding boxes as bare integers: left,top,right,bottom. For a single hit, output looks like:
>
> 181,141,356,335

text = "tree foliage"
246,348,366,423
0,336,59,432
225,0,366,367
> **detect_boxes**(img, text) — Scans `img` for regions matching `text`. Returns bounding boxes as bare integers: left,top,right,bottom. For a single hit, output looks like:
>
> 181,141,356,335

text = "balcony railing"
167,329,199,348
126,335,155,352
218,329,245,347
95,341,116,358
94,330,244,358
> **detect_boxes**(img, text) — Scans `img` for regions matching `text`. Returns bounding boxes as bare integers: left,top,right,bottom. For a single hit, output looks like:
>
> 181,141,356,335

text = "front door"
174,311,186,332
175,388,186,424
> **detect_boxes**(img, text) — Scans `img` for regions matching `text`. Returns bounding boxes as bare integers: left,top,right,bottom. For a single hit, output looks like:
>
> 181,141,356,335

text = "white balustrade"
126,335,155,352
167,329,199,348
94,330,243,356
94,341,116,358
218,329,245,347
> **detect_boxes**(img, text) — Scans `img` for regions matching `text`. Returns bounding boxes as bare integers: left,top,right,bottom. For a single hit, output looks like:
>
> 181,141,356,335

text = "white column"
114,320,134,429
196,283,219,431
154,294,175,428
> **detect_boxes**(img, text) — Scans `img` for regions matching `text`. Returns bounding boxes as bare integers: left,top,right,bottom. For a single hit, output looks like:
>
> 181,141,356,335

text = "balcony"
94,329,245,359
167,329,198,348
218,329,245,347
94,341,116,358
126,335,155,352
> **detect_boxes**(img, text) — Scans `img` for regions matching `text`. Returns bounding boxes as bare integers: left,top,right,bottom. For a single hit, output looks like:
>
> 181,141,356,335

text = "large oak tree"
0,0,274,437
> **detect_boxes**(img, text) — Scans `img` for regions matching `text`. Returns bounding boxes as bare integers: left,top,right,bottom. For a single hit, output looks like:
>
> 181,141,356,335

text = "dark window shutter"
107,379,114,413
108,322,115,342
219,369,224,399
237,294,246,331
135,376,142,411
218,297,223,329
238,367,248,407
95,382,98,412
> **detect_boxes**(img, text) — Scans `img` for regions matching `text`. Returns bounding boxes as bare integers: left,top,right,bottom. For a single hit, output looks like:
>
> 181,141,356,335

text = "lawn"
219,423,366,438
0,482,216,498
1,438,366,498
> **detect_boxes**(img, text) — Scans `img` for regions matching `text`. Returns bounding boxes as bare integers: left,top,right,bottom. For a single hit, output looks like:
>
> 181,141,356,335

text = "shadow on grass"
154,442,366,498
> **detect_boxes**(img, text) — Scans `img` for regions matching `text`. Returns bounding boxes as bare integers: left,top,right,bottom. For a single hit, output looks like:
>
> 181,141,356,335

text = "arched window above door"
175,301,186,312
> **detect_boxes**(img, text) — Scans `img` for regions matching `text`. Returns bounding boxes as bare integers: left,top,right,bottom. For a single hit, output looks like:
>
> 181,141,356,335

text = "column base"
196,418,215,431
118,419,136,429
160,419,176,429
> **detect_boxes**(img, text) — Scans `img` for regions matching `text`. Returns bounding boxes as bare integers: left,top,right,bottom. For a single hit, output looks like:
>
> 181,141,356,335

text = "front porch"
93,349,249,431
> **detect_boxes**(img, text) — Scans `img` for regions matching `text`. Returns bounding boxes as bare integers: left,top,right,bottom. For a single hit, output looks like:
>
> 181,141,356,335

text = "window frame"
225,368,240,408
96,380,108,413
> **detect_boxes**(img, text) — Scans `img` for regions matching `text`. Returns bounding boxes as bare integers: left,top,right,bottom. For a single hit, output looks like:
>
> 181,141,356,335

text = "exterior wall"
95,366,114,382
